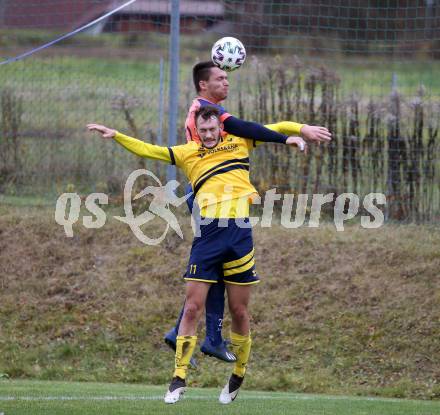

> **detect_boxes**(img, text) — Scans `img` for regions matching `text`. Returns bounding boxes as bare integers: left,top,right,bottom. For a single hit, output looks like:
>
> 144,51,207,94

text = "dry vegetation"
0,205,439,399
230,58,440,222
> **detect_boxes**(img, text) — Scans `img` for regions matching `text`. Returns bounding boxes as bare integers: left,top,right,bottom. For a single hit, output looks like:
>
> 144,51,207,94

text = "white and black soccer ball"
211,37,246,72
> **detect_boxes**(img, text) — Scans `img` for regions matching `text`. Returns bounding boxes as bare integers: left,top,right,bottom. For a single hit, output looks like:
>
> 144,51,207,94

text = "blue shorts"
185,219,260,285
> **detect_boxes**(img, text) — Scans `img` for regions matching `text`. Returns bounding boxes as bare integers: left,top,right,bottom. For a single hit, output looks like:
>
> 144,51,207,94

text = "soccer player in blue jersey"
87,104,328,404
164,61,332,364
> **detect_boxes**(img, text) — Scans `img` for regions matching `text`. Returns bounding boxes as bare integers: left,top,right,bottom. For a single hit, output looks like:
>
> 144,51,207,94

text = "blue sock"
205,280,226,346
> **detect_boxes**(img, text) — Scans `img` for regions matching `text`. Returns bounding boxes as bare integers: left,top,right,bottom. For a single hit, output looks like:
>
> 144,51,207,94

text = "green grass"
0,56,167,133
0,380,439,415
0,194,55,207
327,58,440,97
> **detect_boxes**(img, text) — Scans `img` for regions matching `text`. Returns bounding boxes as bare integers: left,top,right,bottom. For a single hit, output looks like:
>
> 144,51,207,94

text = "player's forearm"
223,116,288,144
264,121,304,136
113,132,172,163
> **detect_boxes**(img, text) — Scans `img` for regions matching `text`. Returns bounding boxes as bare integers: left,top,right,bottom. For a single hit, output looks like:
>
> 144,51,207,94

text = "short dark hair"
193,61,217,93
194,105,221,125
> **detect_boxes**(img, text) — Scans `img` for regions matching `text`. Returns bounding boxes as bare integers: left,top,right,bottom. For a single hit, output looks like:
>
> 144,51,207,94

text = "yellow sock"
173,335,197,379
230,331,252,378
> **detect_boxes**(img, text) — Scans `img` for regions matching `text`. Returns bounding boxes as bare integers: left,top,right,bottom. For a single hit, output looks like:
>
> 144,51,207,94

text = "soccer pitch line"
0,393,436,405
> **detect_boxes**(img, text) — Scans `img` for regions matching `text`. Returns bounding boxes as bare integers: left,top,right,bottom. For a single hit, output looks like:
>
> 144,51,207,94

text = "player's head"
193,61,229,102
195,105,222,149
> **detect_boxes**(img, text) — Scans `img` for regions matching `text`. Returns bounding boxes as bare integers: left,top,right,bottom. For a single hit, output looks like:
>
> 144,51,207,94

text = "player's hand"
300,125,332,143
87,123,117,139
286,136,307,153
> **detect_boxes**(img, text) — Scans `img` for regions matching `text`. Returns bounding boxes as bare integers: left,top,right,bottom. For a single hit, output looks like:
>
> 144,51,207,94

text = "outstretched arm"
224,117,331,144
223,116,291,144
265,121,331,143
87,124,173,163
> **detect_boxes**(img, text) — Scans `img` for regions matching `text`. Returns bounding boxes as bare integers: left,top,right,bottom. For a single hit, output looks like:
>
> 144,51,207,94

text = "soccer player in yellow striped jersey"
166,61,332,365
88,121,306,219
87,106,312,405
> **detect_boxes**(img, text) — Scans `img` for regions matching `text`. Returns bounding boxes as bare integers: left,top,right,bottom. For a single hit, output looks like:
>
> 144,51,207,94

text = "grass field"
1,204,439,400
1,380,439,415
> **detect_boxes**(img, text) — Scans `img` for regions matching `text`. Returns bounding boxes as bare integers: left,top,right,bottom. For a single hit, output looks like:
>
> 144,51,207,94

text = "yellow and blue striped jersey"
113,121,302,218
169,134,256,214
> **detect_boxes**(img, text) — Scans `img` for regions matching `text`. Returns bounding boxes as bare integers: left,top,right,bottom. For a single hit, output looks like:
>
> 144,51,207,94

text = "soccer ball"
211,37,246,72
